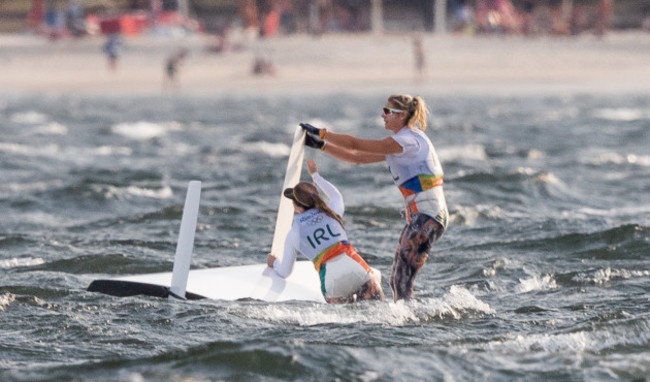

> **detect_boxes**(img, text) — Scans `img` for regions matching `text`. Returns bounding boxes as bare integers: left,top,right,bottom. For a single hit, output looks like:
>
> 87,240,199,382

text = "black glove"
300,123,321,136
304,133,325,150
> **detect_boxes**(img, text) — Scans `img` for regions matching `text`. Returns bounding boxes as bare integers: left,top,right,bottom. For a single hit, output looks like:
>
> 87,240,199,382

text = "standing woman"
300,94,448,301
267,160,384,304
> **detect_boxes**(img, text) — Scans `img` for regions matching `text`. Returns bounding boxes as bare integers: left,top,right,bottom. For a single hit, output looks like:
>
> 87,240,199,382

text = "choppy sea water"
0,92,648,381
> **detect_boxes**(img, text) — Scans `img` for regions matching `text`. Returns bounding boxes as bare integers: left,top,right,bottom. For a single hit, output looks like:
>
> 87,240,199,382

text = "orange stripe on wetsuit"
312,241,372,274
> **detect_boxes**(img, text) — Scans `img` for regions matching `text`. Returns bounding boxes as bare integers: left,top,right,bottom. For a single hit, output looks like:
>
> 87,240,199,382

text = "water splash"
516,273,558,293
229,285,492,326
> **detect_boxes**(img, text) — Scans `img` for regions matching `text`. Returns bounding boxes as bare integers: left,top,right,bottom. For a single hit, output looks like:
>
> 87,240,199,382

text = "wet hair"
387,94,430,131
285,182,345,227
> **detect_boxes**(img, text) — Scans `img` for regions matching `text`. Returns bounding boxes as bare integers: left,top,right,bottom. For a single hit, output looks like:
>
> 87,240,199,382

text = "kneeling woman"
267,160,384,303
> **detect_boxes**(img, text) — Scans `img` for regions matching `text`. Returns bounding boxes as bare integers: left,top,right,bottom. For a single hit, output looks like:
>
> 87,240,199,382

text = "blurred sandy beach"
1,31,649,97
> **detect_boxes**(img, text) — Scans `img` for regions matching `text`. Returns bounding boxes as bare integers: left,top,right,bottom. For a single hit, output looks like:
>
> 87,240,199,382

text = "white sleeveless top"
385,127,448,228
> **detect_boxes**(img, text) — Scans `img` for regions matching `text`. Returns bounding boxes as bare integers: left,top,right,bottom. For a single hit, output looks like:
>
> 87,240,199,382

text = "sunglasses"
383,106,404,115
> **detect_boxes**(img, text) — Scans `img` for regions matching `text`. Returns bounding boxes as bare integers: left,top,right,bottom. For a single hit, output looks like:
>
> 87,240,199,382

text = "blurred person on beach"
102,34,121,71
318,0,334,35
27,0,45,31
267,159,384,304
595,0,614,37
644,6,650,31
239,0,261,41
563,0,614,36
520,1,539,36
475,0,522,34
300,94,448,301
163,48,188,90
252,56,276,76
65,1,85,37
208,26,233,54
412,36,425,83
547,0,570,35
570,0,592,35
451,0,476,34
44,1,66,39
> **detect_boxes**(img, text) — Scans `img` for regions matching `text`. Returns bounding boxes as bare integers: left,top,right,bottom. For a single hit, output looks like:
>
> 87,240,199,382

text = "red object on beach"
26,0,44,28
120,13,148,36
156,11,185,25
100,17,121,34
263,11,280,36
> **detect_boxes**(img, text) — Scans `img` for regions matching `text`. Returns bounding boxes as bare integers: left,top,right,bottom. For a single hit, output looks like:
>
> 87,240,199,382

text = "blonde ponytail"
388,94,430,131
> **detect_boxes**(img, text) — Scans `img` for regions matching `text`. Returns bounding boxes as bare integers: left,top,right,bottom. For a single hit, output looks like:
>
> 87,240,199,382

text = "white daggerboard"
169,180,201,300
87,126,326,303
270,125,305,259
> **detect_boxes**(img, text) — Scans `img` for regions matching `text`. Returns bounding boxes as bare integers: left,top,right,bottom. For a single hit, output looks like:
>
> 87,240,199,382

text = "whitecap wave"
0,293,16,311
86,145,133,156
592,108,649,121
483,316,650,355
0,180,65,195
570,204,650,220
0,142,59,156
527,149,546,160
531,171,563,186
483,258,511,278
125,185,173,199
543,106,579,121
450,203,505,226
0,257,45,269
35,122,68,135
8,211,68,226
93,184,174,201
436,284,495,316
242,142,291,158
572,268,650,285
516,273,558,293
10,111,48,124
439,144,489,162
580,152,650,167
111,121,172,140
0,142,132,160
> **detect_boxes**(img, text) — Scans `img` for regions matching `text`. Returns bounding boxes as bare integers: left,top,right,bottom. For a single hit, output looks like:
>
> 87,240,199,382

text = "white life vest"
386,127,444,196
295,209,348,262
386,127,448,228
